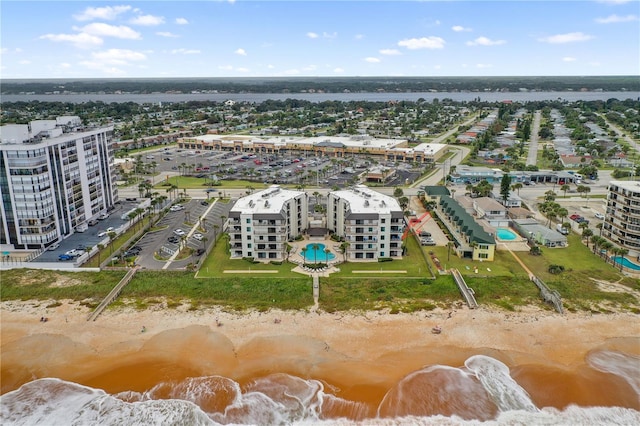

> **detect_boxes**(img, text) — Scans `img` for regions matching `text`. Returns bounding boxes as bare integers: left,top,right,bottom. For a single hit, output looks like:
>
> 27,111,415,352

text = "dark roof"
307,227,328,236
421,185,451,196
316,141,345,148
439,195,495,245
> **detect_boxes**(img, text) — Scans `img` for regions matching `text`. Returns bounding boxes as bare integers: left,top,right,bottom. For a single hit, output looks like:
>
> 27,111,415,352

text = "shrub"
378,257,393,262
548,264,565,274
270,260,283,265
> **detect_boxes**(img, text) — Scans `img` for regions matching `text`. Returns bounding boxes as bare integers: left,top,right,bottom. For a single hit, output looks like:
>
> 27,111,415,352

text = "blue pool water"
496,228,518,241
301,243,335,262
612,256,640,271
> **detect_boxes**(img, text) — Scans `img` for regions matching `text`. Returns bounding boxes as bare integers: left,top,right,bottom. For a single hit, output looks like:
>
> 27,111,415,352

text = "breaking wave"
1,353,639,425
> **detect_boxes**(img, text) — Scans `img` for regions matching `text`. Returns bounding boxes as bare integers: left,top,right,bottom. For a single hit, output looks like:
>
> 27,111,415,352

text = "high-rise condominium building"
228,185,308,261
327,185,404,260
603,180,640,260
0,116,117,249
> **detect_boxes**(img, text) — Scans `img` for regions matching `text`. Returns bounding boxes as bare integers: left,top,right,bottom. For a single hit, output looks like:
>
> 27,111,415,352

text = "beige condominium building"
0,117,117,250
228,185,308,261
603,180,640,260
327,185,404,261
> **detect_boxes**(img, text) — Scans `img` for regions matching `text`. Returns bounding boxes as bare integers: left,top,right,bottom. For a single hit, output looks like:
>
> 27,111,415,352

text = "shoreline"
2,300,639,411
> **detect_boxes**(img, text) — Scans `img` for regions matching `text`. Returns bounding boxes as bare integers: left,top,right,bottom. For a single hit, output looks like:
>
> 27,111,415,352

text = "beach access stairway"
87,266,139,322
531,275,564,314
451,268,478,309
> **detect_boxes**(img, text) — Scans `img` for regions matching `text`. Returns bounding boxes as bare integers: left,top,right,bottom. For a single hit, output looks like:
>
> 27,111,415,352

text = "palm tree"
590,235,603,254
213,224,220,244
285,243,293,262
595,222,604,236
560,184,570,197
302,246,308,264
557,208,568,226
324,248,331,264
339,241,349,263
107,231,117,255
447,241,454,261
96,244,104,266
312,243,319,265
582,228,593,247
511,182,523,196
616,248,629,271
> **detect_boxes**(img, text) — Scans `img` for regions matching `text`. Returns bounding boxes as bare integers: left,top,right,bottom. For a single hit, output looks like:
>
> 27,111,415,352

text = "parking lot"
138,146,423,189
37,200,143,263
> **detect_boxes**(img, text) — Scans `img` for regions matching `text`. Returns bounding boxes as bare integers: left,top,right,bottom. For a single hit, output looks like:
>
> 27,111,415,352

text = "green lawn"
155,176,269,190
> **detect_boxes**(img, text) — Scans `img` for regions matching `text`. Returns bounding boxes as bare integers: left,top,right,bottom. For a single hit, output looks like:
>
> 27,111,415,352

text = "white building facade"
603,181,640,260
0,117,117,250
328,185,404,260
228,186,308,261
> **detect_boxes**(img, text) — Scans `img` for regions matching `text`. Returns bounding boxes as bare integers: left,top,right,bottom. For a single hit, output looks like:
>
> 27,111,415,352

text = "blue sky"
1,0,639,78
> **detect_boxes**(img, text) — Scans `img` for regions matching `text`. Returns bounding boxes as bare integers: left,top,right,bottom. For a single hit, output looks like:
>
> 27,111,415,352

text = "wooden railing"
86,266,139,321
451,268,478,309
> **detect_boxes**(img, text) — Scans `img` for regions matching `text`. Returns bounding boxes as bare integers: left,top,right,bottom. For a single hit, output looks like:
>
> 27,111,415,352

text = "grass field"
3,229,638,313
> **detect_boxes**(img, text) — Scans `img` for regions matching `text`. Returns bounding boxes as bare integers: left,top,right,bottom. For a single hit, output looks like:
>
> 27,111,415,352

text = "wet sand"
1,300,639,413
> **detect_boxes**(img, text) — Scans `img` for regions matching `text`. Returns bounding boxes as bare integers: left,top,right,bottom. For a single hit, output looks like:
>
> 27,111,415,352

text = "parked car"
58,254,75,261
98,213,109,220
595,212,605,220
195,248,205,256
47,242,60,251
420,238,436,246
570,214,582,221
200,200,209,206
170,205,184,212
168,236,179,244
174,229,186,236
419,231,432,237
65,249,81,257
193,233,204,241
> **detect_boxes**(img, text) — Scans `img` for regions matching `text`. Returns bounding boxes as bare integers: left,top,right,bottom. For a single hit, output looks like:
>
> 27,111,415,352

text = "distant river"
2,91,638,104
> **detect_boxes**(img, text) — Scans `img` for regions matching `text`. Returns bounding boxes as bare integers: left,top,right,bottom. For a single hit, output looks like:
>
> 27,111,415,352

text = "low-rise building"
227,186,308,261
512,219,567,247
328,185,404,260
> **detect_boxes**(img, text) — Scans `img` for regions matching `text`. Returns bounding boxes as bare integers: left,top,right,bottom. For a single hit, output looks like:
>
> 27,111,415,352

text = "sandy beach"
2,299,639,416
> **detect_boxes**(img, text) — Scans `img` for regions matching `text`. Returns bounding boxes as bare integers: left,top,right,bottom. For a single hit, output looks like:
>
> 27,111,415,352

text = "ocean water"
2,352,639,425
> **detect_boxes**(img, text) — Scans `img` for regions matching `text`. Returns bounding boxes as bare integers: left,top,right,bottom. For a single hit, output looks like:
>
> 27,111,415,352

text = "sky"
1,0,639,79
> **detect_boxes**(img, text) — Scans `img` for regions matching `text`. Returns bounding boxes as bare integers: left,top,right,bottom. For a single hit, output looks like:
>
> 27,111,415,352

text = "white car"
98,227,115,237
170,205,184,212
174,229,186,236
595,212,605,220
193,233,204,241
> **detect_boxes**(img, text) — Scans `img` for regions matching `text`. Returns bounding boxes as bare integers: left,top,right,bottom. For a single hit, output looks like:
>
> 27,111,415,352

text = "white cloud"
433,64,442,69
91,49,147,65
452,25,472,32
130,14,165,26
562,56,577,62
218,65,233,70
73,5,132,21
235,48,247,56
59,63,71,69
267,64,275,69
76,23,141,40
236,67,249,73
323,32,337,39
397,36,445,50
171,48,200,55
365,57,380,63
302,64,317,71
379,49,401,55
18,60,31,65
176,18,189,25
157,32,179,38
595,14,639,23
354,34,364,40
306,32,319,39
283,69,301,75
333,67,344,73
466,36,506,46
538,32,594,44
40,32,103,49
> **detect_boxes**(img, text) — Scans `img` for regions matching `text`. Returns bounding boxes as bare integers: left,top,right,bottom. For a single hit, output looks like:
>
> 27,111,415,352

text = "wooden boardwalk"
86,266,139,322
451,268,478,309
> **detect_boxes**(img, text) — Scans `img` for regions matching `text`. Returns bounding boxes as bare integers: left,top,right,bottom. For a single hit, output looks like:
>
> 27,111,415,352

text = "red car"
570,214,582,221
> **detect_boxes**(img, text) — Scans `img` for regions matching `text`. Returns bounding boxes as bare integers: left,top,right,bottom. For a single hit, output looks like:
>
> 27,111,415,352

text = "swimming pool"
612,256,640,271
496,228,518,241
301,243,335,262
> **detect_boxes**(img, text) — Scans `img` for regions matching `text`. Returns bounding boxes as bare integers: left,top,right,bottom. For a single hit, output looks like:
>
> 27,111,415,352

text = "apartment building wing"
228,185,308,261
0,118,116,250
603,181,640,259
328,185,404,261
